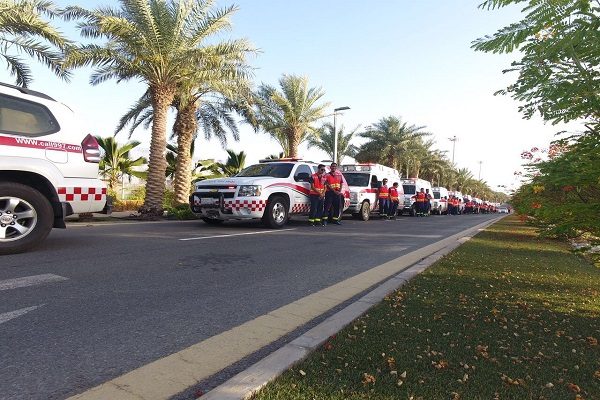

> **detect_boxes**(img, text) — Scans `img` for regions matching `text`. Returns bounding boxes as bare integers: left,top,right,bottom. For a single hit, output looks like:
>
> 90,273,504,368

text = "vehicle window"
294,164,312,180
237,163,294,178
402,184,416,195
342,173,370,187
370,175,379,188
433,191,441,199
0,94,59,136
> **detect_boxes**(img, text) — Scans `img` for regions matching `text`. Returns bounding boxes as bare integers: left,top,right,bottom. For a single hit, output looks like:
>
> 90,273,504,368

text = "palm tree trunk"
173,100,198,206
141,85,175,217
288,128,300,158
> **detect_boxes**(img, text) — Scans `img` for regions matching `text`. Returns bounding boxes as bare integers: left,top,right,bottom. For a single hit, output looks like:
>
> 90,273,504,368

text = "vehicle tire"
360,201,370,221
202,217,224,225
0,182,54,255
262,195,289,228
410,205,417,217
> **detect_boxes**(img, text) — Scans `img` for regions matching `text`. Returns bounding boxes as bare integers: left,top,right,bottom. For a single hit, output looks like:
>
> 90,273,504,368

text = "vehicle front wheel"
0,182,54,255
262,196,289,228
360,201,370,221
410,205,417,217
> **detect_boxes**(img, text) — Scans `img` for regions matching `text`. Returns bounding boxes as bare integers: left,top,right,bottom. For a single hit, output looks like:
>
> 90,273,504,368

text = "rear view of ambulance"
0,83,107,254
341,163,401,221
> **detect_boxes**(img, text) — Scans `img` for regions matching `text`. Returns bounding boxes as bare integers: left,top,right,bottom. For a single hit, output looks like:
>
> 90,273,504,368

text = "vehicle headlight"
350,192,358,202
238,185,262,197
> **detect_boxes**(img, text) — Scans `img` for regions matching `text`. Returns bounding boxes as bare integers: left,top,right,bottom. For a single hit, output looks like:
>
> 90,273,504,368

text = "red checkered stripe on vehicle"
224,199,267,212
57,187,107,202
290,203,310,214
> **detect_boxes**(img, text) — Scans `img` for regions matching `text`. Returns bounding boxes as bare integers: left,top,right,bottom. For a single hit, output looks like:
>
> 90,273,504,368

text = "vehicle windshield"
237,163,294,178
343,173,370,187
433,191,441,199
402,184,416,195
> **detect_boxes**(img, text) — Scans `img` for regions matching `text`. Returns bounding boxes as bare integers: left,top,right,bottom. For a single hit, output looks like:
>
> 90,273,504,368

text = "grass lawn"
253,216,600,400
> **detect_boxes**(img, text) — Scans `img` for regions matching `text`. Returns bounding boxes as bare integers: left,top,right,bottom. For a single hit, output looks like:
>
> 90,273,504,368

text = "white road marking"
0,305,44,325
0,274,69,291
179,228,296,241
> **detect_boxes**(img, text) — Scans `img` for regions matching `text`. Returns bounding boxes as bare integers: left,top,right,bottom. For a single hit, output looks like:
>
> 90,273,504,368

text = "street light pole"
333,106,350,164
448,135,457,164
478,161,483,180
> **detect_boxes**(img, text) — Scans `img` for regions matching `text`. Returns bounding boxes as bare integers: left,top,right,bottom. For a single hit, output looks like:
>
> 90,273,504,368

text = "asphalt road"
0,213,499,400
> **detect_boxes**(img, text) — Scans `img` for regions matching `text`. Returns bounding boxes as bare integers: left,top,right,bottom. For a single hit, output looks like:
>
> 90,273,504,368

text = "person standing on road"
413,188,426,216
324,162,344,225
378,178,390,219
308,164,326,226
388,182,400,220
425,188,433,216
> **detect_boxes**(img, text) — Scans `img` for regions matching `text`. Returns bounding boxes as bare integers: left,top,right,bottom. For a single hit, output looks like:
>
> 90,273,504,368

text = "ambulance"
0,82,107,254
190,159,350,228
341,163,402,220
401,178,433,216
431,186,449,215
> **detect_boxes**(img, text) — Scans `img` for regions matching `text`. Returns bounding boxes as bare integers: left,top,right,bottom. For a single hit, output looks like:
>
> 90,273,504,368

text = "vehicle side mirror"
295,172,310,182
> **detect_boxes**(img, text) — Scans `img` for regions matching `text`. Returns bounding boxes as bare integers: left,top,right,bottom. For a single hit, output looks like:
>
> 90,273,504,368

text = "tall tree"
472,0,600,128
253,74,329,158
0,0,70,87
64,0,243,216
308,122,359,164
96,136,146,196
355,116,430,170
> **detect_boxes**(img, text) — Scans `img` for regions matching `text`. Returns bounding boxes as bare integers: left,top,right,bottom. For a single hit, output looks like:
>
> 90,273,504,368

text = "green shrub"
165,204,197,220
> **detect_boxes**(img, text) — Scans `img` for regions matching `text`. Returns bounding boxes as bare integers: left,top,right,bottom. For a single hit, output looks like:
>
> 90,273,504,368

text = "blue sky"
0,0,580,192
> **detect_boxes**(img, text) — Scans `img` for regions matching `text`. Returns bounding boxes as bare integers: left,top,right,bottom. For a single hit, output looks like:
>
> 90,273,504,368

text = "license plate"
199,197,220,208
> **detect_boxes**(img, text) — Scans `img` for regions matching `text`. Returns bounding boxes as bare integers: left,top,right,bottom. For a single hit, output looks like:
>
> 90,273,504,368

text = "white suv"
0,82,107,254
190,159,350,228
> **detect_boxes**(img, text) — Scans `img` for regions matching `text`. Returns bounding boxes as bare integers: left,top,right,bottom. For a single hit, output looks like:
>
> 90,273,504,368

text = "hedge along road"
0,213,500,400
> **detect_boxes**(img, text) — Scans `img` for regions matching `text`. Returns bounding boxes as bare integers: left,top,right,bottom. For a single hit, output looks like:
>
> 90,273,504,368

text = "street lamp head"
334,106,350,112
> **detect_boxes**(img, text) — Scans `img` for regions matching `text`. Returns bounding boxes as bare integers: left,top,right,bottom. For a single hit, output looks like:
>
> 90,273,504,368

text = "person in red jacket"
323,162,344,225
308,164,326,226
378,178,390,218
412,188,427,216
388,182,400,220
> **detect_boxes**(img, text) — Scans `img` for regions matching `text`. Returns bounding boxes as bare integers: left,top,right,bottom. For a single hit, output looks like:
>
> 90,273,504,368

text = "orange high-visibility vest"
389,187,399,202
378,185,389,199
325,173,342,192
310,173,326,195
415,192,426,202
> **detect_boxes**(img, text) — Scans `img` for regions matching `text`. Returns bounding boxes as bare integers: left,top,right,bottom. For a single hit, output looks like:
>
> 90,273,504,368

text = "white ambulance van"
401,178,433,216
431,186,449,215
341,163,401,221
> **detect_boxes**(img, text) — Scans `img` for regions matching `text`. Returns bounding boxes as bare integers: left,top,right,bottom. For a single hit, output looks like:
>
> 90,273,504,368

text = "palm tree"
165,141,195,181
0,0,70,87
454,168,475,192
264,152,285,160
217,149,246,176
96,136,146,196
63,0,244,216
355,116,430,170
253,74,329,158
308,122,358,164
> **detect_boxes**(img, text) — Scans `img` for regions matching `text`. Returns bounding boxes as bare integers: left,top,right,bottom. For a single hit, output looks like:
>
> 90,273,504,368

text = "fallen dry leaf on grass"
362,373,376,385
567,383,581,393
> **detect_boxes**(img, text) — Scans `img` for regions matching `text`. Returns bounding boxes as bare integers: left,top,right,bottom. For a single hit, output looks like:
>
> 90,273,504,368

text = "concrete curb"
201,216,502,400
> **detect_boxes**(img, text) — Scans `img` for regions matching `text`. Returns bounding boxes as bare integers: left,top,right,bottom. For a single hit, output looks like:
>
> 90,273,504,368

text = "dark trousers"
324,191,342,220
378,198,389,216
424,201,431,214
416,201,425,214
309,194,324,222
389,201,399,216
